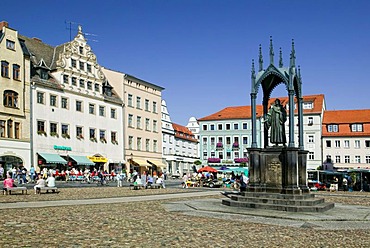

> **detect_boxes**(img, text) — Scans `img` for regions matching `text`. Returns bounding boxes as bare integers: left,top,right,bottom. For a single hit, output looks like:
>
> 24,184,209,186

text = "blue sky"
3,0,370,125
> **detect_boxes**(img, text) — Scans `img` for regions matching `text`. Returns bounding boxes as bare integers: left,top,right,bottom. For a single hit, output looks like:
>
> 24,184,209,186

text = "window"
242,123,248,129
351,124,363,132
203,124,207,131
0,120,5,137
3,90,18,108
326,140,331,148
344,140,350,148
99,106,105,117
50,95,57,107
344,155,350,163
218,151,223,160
136,96,141,109
63,75,69,84
61,97,68,109
71,59,76,68
210,124,215,130
234,151,239,158
327,124,338,132
137,137,142,151
37,120,45,132
89,128,96,139
335,140,341,148
308,117,313,125
87,64,92,73
153,101,157,113
128,114,133,127
79,46,83,54
226,124,231,130
1,61,9,77
87,81,92,90
94,83,100,92
146,139,150,151
61,124,69,135
14,122,20,139
145,99,149,111
153,120,157,132
153,140,157,152
76,126,83,137
50,123,57,135
6,40,15,50
335,155,341,163
355,140,360,148
13,64,20,80
202,137,207,146
366,156,370,164
111,131,117,142
355,155,361,163
79,61,84,70
308,152,314,160
79,79,85,88
218,124,223,130
303,102,313,109
136,116,142,129
243,137,248,145
72,77,77,86
76,100,82,112
110,108,116,119
145,118,150,131
234,123,239,130
99,130,106,139
128,136,133,149
128,94,133,107
366,141,370,148
7,120,12,138
226,137,231,145
89,104,95,114
308,135,314,143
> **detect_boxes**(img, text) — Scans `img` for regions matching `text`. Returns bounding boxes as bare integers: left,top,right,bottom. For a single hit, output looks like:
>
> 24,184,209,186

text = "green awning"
38,153,67,165
69,155,95,166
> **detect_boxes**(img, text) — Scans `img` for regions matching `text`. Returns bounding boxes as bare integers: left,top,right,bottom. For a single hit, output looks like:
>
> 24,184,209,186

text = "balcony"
208,157,221,163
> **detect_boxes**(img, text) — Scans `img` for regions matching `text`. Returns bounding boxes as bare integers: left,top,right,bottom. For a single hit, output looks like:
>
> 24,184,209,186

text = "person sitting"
3,174,15,195
147,175,154,187
34,174,46,194
45,174,56,187
156,176,165,188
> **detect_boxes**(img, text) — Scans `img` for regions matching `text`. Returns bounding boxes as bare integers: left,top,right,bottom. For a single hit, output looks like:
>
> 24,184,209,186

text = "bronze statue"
265,99,287,145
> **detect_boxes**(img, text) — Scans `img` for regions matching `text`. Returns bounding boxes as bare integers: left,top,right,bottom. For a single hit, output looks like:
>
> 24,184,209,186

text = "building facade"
102,68,165,175
23,26,124,172
0,21,31,172
322,109,370,169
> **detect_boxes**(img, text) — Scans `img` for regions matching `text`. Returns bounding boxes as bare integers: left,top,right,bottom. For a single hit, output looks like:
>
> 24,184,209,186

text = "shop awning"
69,155,95,166
147,159,167,168
131,158,151,167
38,153,67,165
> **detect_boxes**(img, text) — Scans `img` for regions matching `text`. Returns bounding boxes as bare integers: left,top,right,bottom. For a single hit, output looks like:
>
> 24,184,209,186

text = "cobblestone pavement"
1,187,370,248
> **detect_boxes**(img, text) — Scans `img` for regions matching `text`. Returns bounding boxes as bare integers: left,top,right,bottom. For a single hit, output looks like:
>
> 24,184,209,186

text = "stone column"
247,148,261,191
282,147,301,194
298,150,309,193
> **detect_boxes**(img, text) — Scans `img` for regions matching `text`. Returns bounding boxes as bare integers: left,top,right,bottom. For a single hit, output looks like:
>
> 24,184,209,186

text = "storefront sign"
53,145,72,151
88,156,108,163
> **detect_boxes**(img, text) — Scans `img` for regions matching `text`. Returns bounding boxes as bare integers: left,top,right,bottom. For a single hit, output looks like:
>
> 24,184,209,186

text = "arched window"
3,90,18,108
1,61,9,78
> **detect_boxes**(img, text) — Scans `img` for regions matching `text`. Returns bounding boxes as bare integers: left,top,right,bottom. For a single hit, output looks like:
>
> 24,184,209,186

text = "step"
241,192,315,200
230,195,325,206
222,199,335,212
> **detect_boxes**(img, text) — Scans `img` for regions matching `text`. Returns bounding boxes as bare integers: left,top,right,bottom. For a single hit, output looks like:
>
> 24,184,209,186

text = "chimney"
0,21,9,30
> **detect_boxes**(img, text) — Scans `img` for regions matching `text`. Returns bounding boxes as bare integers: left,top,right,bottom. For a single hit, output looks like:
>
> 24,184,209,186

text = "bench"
3,187,28,195
129,184,144,190
36,186,59,194
148,183,162,189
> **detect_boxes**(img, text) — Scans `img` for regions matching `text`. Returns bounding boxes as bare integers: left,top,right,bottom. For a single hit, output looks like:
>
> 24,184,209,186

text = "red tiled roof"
172,123,197,142
322,109,370,137
198,94,325,121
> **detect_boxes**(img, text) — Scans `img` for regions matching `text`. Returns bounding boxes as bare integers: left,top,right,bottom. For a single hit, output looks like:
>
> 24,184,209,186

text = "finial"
78,25,82,34
269,36,274,65
298,65,302,80
279,47,283,68
258,44,263,72
290,39,296,68
251,59,255,78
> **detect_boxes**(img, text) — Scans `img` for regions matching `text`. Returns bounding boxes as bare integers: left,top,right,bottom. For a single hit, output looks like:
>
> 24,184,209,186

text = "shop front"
147,159,166,176
68,155,95,170
88,154,108,171
128,158,151,175
37,152,68,171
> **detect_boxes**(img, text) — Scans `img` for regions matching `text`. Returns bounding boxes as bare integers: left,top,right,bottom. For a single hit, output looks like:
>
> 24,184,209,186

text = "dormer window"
6,40,15,50
327,124,338,132
351,124,363,132
303,102,313,109
40,69,48,80
79,46,83,54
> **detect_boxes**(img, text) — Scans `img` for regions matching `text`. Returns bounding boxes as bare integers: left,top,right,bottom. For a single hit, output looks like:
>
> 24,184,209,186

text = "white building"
23,26,124,172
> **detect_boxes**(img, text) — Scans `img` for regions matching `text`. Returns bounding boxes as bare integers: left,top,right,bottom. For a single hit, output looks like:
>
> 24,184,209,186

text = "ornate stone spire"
279,47,283,68
258,44,263,72
298,65,302,80
269,36,274,65
290,39,296,68
251,59,256,79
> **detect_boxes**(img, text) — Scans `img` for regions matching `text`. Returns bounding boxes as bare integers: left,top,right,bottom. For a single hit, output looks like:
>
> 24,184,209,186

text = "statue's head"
274,99,281,105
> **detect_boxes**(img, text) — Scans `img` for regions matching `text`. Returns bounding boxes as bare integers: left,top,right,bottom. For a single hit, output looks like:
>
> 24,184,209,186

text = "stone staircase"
222,192,334,212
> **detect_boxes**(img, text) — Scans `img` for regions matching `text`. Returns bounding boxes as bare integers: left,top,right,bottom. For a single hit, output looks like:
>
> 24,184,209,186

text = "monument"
222,38,334,212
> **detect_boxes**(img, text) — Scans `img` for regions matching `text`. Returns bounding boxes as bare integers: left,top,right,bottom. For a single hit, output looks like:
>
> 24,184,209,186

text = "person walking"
116,171,122,187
